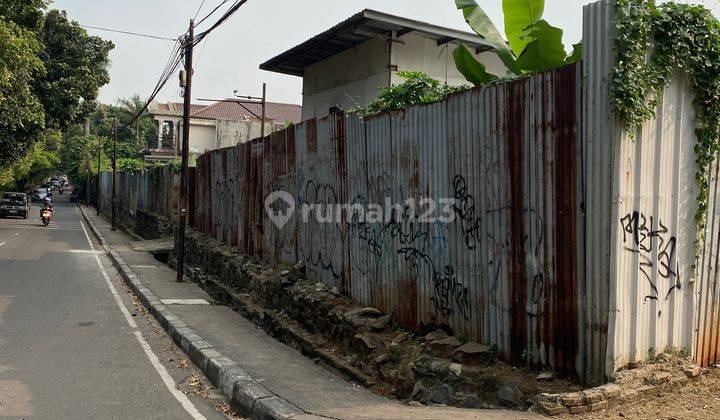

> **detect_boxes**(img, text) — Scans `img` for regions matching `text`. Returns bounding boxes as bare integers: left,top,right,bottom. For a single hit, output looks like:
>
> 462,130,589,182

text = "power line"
117,0,249,132
196,0,232,27
80,24,178,41
194,0,209,20
194,0,248,44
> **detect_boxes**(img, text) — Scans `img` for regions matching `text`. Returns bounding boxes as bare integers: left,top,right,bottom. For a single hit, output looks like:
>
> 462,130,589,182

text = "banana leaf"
455,0,520,76
516,20,568,72
452,43,499,87
565,42,583,64
503,0,546,56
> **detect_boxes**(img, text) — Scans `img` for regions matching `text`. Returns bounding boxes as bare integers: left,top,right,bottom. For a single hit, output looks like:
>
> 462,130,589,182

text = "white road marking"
79,205,206,419
66,250,104,255
133,331,207,420
93,254,137,329
79,220,95,251
160,299,211,306
132,265,160,269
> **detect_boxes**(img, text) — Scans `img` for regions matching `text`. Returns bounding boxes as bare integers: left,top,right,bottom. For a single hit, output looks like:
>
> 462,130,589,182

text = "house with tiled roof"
145,100,301,162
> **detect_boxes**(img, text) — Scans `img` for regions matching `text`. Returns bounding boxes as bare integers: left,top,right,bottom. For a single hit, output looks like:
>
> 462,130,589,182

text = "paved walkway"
82,206,535,420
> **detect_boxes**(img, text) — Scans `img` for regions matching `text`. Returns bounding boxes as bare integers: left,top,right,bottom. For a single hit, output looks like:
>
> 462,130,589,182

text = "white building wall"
390,35,506,86
301,33,507,121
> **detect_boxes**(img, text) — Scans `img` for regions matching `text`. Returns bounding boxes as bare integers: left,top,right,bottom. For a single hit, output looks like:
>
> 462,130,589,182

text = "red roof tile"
190,100,301,124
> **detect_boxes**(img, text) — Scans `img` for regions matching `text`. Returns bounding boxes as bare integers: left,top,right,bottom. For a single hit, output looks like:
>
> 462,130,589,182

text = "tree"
452,0,582,86
0,17,45,169
0,0,49,30
0,129,60,191
117,95,158,150
36,10,114,130
0,1,113,187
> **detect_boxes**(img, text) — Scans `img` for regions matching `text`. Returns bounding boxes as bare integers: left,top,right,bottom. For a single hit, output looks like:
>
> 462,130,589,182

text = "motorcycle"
58,186,64,195
41,208,53,227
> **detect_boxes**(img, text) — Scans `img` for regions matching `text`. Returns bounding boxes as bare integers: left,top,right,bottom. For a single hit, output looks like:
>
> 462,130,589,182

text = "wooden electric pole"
176,19,194,283
96,137,102,216
260,82,267,139
111,120,117,231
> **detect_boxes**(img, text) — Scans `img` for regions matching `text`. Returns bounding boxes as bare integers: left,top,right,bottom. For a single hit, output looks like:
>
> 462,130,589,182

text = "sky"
51,0,720,107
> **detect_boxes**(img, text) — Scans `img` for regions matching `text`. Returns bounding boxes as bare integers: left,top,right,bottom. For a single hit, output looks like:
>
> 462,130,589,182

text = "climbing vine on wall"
612,0,720,238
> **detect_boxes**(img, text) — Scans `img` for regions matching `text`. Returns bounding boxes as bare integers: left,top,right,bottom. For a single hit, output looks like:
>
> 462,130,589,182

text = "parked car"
0,192,30,219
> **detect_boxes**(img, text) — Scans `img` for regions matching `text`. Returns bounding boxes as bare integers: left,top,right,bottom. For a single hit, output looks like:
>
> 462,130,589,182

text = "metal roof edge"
259,9,492,76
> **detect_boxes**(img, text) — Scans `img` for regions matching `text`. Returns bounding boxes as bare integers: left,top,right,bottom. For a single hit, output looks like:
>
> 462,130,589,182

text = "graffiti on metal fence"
620,211,681,305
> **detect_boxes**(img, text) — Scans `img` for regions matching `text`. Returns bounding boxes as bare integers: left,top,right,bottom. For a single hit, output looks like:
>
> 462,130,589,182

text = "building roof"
190,100,302,124
151,102,206,115
150,100,302,124
260,9,494,77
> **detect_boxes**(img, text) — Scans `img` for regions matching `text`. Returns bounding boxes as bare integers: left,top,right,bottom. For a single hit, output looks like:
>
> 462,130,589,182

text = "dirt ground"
571,368,720,420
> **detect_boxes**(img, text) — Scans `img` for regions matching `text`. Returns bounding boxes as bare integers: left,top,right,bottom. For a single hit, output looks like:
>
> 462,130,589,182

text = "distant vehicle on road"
0,192,30,219
32,187,48,202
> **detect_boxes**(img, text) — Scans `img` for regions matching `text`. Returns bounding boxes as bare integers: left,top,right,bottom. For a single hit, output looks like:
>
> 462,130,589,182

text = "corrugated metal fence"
193,62,587,379
98,0,720,385
97,167,179,222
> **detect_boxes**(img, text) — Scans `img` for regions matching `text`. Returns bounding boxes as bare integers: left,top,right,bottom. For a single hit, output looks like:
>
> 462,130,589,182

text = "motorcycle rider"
41,197,53,214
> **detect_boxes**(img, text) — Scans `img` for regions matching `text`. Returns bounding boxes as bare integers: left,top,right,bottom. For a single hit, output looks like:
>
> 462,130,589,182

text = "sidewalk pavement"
80,206,535,420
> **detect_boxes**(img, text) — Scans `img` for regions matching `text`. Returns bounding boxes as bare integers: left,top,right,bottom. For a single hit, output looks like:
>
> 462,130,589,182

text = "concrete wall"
217,119,287,148
302,37,390,121
390,35,506,86
178,119,217,154
301,33,507,121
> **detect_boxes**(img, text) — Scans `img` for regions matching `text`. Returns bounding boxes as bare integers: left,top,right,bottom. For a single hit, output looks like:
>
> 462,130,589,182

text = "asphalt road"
0,194,232,419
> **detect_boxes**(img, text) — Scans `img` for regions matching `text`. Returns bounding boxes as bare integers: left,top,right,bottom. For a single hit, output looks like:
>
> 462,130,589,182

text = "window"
161,121,174,149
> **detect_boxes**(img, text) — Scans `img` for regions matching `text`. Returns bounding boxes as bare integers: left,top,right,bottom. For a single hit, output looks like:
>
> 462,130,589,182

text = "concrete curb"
79,205,314,420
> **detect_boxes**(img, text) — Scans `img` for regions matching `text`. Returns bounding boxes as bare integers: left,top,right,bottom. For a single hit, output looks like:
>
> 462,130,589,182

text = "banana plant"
452,0,582,86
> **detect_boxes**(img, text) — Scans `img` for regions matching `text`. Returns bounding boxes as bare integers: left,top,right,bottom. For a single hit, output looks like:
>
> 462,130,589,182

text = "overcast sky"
52,0,720,107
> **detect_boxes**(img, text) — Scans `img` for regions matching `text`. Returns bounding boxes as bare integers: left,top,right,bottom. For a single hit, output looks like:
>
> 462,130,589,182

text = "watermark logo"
264,190,456,228
264,191,295,229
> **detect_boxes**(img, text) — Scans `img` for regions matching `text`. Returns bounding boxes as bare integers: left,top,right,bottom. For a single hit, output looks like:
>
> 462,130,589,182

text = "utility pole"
96,137,102,216
176,19,194,283
260,82,267,139
111,120,117,231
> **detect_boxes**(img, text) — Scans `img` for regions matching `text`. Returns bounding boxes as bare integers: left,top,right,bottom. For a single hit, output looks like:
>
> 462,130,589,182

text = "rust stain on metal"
552,64,579,372
505,78,528,364
222,149,229,244
332,112,351,295
306,119,317,154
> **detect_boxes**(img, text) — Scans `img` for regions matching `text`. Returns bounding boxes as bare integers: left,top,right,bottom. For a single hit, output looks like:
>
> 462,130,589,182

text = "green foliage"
612,0,720,249
0,129,59,190
516,20,569,72
58,134,111,192
452,0,581,86
455,0,519,75
358,71,467,116
0,0,49,30
0,17,46,169
453,44,499,85
0,2,113,186
36,10,114,130
502,0,545,56
117,158,148,172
